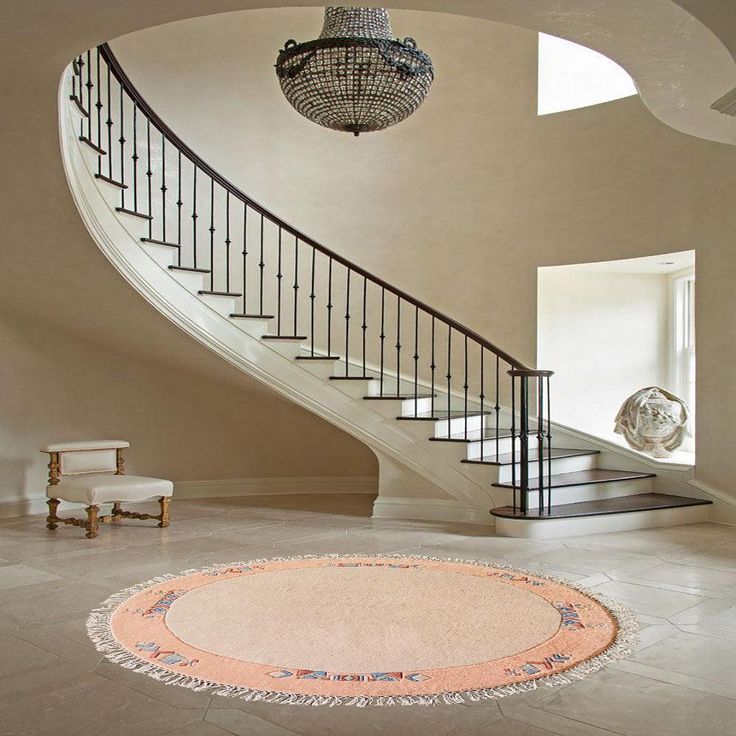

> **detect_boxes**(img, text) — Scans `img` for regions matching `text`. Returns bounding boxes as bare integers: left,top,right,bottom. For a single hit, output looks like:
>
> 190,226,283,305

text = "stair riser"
141,242,177,269
198,294,239,317
231,318,274,338
297,360,342,379
467,435,518,458
261,340,305,360
493,477,653,510
496,454,597,483
168,270,207,293
494,504,710,539
363,397,434,418
433,414,487,437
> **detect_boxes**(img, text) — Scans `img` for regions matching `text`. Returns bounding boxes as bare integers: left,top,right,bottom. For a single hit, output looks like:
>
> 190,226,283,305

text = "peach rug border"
86,554,639,707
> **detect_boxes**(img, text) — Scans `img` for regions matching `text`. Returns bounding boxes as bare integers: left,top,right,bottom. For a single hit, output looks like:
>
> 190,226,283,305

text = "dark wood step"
229,313,275,319
262,335,308,341
169,265,210,274
198,290,243,298
463,448,599,466
329,376,375,381
94,173,127,189
115,207,152,220
490,493,712,520
296,355,341,361
78,136,106,155
397,410,491,421
429,431,513,444
141,237,180,248
363,394,434,401
493,468,655,491
69,95,89,117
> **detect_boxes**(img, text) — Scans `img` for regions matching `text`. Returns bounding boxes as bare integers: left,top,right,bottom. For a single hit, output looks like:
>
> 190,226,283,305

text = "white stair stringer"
61,91,498,524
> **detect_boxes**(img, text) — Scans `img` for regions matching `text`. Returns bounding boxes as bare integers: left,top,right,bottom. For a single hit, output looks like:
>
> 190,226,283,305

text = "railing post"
518,373,530,514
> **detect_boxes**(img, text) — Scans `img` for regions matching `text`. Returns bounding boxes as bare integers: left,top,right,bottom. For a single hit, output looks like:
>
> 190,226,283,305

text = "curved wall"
110,7,736,499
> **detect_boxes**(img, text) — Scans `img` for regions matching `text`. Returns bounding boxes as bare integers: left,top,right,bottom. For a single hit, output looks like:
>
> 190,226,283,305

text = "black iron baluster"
546,374,552,515
95,47,102,173
518,372,530,515
446,326,452,437
85,49,93,140
537,376,545,514
191,166,198,268
131,101,139,214
479,347,485,460
258,214,265,316
241,204,248,312
511,373,517,513
118,82,125,207
395,296,401,398
145,118,152,238
225,192,231,294
326,257,333,358
160,132,167,243
379,287,386,396
276,227,283,335
361,276,367,376
106,62,113,179
495,355,500,459
292,236,299,336
430,317,436,416
344,269,351,376
463,335,469,439
413,305,419,415
208,179,215,291
309,248,316,355
175,150,182,265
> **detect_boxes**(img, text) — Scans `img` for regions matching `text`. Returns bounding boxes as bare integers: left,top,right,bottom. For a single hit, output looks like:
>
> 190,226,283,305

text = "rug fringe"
86,553,639,708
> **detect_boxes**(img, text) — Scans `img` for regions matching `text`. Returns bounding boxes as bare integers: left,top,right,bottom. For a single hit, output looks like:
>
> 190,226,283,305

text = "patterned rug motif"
87,555,638,706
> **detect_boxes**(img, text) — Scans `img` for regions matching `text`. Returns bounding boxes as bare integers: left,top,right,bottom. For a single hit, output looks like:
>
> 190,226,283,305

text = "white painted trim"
687,478,736,525
372,496,491,525
0,476,378,519
174,476,377,499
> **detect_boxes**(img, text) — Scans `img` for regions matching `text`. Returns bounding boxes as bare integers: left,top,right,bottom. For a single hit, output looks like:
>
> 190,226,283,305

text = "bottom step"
491,493,712,539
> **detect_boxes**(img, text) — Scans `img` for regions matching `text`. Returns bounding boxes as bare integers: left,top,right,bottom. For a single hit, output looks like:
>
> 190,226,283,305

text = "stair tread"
198,290,243,297
230,313,275,319
490,493,712,520
78,136,106,155
115,207,152,220
94,173,127,189
262,335,308,341
492,468,655,490
364,394,434,400
463,448,600,466
169,265,210,274
397,410,492,421
141,237,180,248
429,431,513,443
329,376,375,381
296,355,341,361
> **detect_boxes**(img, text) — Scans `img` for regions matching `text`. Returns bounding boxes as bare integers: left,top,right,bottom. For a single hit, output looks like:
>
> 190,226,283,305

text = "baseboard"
687,478,736,525
174,476,378,500
371,496,490,525
0,476,378,519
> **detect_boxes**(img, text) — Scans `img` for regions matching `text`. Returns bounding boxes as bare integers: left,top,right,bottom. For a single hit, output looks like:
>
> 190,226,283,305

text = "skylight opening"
537,33,637,116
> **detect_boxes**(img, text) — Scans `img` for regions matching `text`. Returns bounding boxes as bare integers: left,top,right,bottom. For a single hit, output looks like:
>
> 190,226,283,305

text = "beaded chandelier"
275,7,434,136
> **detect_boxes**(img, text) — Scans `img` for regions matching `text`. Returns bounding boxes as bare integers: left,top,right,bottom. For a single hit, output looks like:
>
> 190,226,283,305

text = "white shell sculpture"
614,387,690,458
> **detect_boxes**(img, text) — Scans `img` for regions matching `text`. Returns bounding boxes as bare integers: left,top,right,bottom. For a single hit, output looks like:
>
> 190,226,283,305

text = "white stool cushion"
47,474,173,506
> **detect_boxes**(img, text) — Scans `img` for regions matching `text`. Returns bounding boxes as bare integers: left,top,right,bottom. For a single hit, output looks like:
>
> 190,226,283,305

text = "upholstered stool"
41,440,173,539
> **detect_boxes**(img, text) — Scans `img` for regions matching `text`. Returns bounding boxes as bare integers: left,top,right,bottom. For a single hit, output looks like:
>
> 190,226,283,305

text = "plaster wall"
0,307,377,510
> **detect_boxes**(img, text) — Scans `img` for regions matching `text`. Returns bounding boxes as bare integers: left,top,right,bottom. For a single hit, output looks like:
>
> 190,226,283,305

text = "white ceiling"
542,250,695,275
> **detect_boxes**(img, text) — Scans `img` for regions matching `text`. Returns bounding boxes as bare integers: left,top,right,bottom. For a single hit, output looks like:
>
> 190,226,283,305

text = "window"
671,271,696,435
537,33,638,116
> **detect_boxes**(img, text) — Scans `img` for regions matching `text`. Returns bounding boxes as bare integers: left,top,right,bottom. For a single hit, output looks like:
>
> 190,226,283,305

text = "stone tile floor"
1,493,736,735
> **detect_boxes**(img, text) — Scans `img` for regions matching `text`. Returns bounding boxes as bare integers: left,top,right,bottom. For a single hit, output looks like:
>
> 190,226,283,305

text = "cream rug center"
165,565,562,672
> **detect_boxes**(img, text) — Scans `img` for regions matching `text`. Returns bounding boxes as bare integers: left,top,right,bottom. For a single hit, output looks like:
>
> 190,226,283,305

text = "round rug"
87,555,637,706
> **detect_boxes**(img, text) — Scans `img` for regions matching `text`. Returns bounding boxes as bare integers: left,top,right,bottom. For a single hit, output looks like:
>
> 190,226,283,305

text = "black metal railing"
68,44,554,517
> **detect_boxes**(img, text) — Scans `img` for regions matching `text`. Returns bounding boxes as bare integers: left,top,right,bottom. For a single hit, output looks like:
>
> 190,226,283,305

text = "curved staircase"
59,45,711,537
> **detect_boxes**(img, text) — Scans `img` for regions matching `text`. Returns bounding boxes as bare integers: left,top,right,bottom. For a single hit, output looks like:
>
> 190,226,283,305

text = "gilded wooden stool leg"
85,505,100,539
112,502,123,520
46,498,60,531
158,497,171,528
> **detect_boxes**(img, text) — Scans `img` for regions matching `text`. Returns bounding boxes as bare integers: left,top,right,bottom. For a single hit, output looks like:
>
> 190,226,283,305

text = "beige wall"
110,8,736,498
0,307,377,510
538,269,669,440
